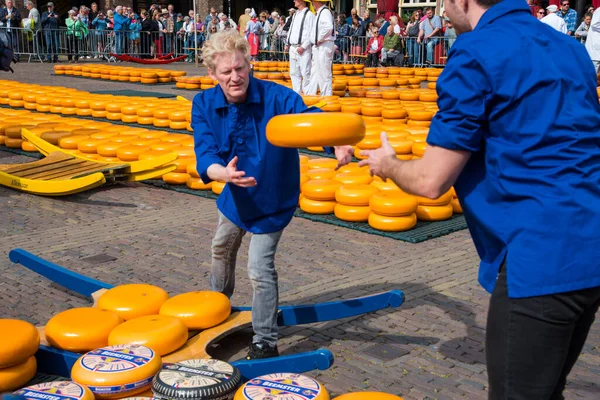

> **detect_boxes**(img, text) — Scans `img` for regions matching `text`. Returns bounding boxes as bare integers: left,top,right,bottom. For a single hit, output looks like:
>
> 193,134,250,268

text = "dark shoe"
246,341,279,360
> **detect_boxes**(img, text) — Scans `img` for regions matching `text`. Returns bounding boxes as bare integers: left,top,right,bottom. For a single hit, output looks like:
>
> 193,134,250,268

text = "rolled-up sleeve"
192,97,225,183
427,45,490,152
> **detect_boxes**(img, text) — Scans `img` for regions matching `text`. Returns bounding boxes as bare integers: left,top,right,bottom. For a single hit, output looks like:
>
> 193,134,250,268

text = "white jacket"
585,9,600,68
541,13,567,34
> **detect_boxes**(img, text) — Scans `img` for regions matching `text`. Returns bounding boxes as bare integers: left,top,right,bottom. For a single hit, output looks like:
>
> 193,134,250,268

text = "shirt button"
237,138,244,144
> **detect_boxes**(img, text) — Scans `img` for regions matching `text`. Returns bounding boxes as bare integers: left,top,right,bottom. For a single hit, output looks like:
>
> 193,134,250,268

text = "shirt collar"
474,0,530,31
213,75,261,109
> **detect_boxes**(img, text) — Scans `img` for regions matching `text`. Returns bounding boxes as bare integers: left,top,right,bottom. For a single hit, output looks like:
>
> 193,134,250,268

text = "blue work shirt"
427,0,600,298
192,76,316,234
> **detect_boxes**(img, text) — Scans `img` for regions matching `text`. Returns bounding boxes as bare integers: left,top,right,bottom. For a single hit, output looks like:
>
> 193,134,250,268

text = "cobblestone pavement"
0,63,599,399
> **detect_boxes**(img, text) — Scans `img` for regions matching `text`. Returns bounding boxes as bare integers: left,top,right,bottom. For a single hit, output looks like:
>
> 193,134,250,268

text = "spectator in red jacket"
364,25,383,67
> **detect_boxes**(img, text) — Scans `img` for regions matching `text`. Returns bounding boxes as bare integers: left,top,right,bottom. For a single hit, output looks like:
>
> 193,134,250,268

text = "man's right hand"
225,156,257,187
297,46,304,55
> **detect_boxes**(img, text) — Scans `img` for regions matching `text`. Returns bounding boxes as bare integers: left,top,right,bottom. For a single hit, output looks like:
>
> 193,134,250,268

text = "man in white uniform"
306,0,335,96
586,8,600,72
286,0,314,94
541,5,567,34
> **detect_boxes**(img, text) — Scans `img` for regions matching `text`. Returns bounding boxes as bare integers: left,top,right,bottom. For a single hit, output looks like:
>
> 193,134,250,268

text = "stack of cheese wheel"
71,344,162,399
108,315,188,356
234,373,329,400
15,381,95,400
354,63,364,75
0,320,39,392
159,291,231,330
333,393,404,400
186,164,213,190
368,190,418,232
415,189,454,221
364,67,377,78
332,79,347,97
451,187,463,214
300,158,340,214
151,359,242,400
334,174,377,222
97,284,170,320
45,307,123,352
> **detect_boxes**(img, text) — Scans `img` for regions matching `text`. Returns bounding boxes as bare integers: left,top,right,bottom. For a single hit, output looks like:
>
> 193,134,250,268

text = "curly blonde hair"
202,31,250,71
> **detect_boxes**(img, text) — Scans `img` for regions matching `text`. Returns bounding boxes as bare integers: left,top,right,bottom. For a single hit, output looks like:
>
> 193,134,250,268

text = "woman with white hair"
65,9,88,62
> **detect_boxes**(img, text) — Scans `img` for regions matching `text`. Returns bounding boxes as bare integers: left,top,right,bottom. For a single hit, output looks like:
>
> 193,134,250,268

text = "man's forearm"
383,157,448,199
207,163,228,182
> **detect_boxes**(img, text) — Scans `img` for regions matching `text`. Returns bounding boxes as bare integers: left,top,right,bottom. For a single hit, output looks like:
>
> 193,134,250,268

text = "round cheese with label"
233,373,329,400
14,381,95,400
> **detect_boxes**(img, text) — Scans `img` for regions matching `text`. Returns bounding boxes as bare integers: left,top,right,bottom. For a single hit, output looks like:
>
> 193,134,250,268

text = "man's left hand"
358,132,397,179
334,145,354,170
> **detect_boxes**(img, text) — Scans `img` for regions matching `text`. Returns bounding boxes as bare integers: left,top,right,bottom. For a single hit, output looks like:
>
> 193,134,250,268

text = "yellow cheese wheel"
45,307,123,352
333,392,404,400
78,139,109,154
334,204,371,222
234,373,329,400
97,284,169,321
415,190,453,206
21,141,38,152
451,197,463,213
381,109,408,119
306,168,336,181
0,320,39,368
368,213,417,231
416,204,453,221
266,113,365,147
411,142,427,156
334,171,373,186
299,197,336,214
306,158,338,170
71,344,162,399
0,356,37,392
59,135,90,149
301,179,341,201
187,177,213,190
162,172,189,185
108,315,187,356
96,142,126,157
159,291,231,330
388,139,414,155
5,138,23,148
369,192,418,217
335,184,377,206
212,181,226,195
14,381,95,400
117,145,151,161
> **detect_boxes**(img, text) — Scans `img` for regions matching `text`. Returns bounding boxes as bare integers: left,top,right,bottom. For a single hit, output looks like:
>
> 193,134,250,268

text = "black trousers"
486,265,600,399
365,53,378,68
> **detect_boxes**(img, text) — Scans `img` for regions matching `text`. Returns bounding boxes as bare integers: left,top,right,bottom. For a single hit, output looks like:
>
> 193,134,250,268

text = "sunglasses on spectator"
538,11,544,14
562,2,569,5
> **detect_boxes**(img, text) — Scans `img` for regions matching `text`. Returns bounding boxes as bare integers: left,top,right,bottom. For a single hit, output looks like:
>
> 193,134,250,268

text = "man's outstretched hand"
226,156,257,187
334,145,354,170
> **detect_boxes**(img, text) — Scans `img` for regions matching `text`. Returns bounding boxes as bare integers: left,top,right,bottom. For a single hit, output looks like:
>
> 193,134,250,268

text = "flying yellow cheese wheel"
368,213,417,232
416,204,453,221
45,307,123,352
333,392,404,400
234,373,329,400
299,197,336,214
97,284,169,321
266,113,365,147
301,179,342,201
14,381,95,400
0,356,37,392
71,344,161,399
0,320,39,368
335,184,378,206
369,192,418,217
159,291,231,330
415,190,453,206
334,204,371,222
108,315,187,356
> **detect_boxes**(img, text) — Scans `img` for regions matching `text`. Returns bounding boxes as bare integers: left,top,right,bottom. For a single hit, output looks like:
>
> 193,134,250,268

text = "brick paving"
0,63,599,399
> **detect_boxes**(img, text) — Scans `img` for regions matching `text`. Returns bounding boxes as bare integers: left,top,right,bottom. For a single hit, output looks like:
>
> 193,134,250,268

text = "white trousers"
289,45,312,95
306,41,334,96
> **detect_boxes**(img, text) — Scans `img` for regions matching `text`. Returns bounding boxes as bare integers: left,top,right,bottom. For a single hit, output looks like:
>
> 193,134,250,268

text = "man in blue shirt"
192,31,353,359
417,7,442,64
557,0,578,36
113,6,130,54
359,0,600,397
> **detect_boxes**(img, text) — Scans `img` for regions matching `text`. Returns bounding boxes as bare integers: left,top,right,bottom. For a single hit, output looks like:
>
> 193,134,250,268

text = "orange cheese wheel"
159,291,231,330
212,181,226,194
117,145,151,161
5,138,23,148
335,184,377,206
419,92,438,102
59,135,90,149
306,158,338,170
108,315,187,356
451,197,463,213
299,197,336,214
14,381,95,400
186,176,213,190
21,141,38,152
411,141,427,156
121,114,139,123
152,142,180,152
186,163,201,179
381,109,408,119
306,168,336,181
140,78,158,84
369,192,418,217
153,119,171,128
266,113,365,147
356,135,381,150
301,179,341,201
361,106,382,117
170,121,188,130
234,373,329,400
416,204,453,221
333,393,404,400
136,117,154,125
407,120,431,127
0,320,39,368
45,307,123,352
368,212,417,231
71,344,161,399
299,155,309,164
162,172,189,185
0,356,37,392
334,171,373,186
388,139,414,154
78,139,109,154
334,204,371,222
97,284,169,321
415,190,453,206
91,110,108,118
96,142,126,157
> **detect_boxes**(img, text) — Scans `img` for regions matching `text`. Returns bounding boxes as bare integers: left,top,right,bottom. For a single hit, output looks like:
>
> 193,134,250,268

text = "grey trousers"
210,211,283,346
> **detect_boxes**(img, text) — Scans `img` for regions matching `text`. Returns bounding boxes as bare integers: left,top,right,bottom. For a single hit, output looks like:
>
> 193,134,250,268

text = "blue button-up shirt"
557,8,578,33
192,76,316,234
427,0,600,298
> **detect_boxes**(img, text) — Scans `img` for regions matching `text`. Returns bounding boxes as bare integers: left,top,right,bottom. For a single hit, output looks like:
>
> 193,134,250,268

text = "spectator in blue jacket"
128,11,141,57
41,2,60,62
92,11,108,57
113,5,130,54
